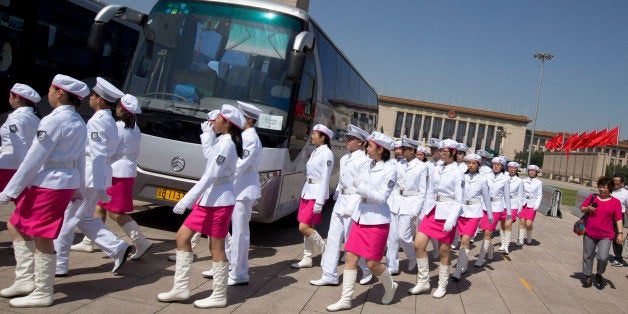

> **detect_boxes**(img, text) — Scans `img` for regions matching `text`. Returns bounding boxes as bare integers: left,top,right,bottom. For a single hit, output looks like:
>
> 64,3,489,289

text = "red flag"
595,126,620,147
551,133,564,151
588,129,608,147
562,132,579,152
572,131,589,150
545,134,558,150
579,130,598,149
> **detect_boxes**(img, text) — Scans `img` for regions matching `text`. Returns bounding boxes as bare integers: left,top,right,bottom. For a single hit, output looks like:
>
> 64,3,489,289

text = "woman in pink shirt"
579,176,623,289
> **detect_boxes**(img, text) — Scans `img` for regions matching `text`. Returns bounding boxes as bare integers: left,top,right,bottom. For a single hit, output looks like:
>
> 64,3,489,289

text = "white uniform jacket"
301,145,334,205
458,161,468,173
85,109,118,190
522,177,543,210
233,127,262,201
351,159,396,225
200,125,218,159
110,121,141,178
0,107,40,169
3,105,86,197
333,149,370,216
508,175,524,212
479,165,492,177
423,161,463,227
486,172,511,216
461,172,492,219
386,158,405,215
393,158,428,217
611,187,628,213
421,159,439,216
178,133,238,208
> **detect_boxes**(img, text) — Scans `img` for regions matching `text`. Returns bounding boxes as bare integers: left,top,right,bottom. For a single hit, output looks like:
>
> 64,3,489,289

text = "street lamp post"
526,52,554,167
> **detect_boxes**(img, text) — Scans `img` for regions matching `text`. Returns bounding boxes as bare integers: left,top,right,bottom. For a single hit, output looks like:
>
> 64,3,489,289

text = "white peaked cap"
527,165,541,172
369,131,395,151
313,124,333,139
464,153,483,164
416,146,428,154
491,156,507,166
52,74,90,99
119,94,141,114
429,138,441,148
439,139,458,150
457,143,469,152
346,124,369,141
507,161,520,168
93,77,124,102
207,109,219,121
11,83,41,103
401,137,419,149
220,104,246,130
476,149,491,158
237,101,262,119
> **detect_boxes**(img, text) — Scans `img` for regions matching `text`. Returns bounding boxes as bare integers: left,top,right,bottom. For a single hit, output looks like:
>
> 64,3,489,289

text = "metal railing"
539,186,562,218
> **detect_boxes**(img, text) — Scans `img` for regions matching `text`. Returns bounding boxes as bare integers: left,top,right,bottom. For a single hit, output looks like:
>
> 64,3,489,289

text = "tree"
514,150,544,167
605,164,628,180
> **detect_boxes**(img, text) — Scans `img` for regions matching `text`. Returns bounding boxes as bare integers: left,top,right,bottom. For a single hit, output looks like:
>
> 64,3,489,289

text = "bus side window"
288,54,316,161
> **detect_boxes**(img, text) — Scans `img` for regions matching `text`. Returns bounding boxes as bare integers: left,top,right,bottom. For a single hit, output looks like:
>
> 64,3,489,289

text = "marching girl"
327,132,398,311
309,124,373,287
501,161,523,254
0,84,41,197
451,154,492,280
475,157,510,266
409,139,463,299
72,94,152,260
456,143,468,173
416,146,428,162
291,124,334,269
158,104,245,308
0,74,89,307
386,137,427,275
517,165,543,246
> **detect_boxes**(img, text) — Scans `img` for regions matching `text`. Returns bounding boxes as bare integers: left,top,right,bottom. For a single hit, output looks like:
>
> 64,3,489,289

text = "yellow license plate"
155,187,187,202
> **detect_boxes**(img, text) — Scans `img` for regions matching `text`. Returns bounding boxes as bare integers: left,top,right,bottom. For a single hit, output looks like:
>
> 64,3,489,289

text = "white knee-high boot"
157,251,193,302
71,236,95,253
503,231,511,254
308,231,326,255
291,236,313,268
121,221,153,260
475,240,488,267
1,241,35,297
168,232,201,262
326,269,357,311
432,264,450,298
409,257,430,294
498,229,505,251
194,261,228,308
9,253,55,308
526,230,533,244
487,239,494,260
452,248,469,280
377,269,398,304
517,229,526,246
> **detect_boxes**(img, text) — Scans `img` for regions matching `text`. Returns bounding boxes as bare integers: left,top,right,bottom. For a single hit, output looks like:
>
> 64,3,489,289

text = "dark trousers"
612,215,625,262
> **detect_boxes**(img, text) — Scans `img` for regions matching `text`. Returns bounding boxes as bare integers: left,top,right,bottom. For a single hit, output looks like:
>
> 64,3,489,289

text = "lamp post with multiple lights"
526,52,554,167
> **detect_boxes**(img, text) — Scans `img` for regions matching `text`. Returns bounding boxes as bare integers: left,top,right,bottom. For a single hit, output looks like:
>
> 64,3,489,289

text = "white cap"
476,149,491,158
428,138,441,148
313,124,333,139
346,124,369,141
369,131,395,151
219,104,246,130
237,101,262,120
207,109,219,122
118,94,141,114
439,139,458,150
11,83,41,103
401,137,419,149
464,153,482,164
52,74,89,99
457,143,469,152
491,156,507,167
394,139,402,148
416,146,428,154
527,165,541,172
507,161,520,168
93,77,124,102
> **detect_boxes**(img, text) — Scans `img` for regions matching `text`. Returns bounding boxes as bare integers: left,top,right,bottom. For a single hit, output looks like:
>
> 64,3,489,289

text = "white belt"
510,195,517,199
490,196,502,202
464,199,482,205
400,189,419,196
435,195,455,202
213,176,234,186
361,197,379,204
1,145,14,153
525,195,536,200
306,177,321,184
341,187,356,195
42,161,77,170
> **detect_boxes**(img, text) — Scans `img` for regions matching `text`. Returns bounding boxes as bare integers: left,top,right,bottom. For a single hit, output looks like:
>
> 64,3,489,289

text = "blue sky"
113,0,627,139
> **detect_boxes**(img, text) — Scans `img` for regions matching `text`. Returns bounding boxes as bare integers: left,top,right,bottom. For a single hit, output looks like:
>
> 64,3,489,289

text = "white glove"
201,121,213,133
172,203,188,215
0,192,10,205
506,215,511,221
333,191,339,201
71,189,84,204
443,220,456,232
352,178,362,188
488,217,494,225
340,208,353,217
313,203,323,214
96,190,112,203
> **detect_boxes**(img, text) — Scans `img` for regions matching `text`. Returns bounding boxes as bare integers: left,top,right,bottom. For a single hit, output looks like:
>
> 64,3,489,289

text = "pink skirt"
480,211,504,231
0,169,17,191
9,186,74,239
518,206,537,221
417,207,456,245
510,209,519,222
97,177,135,213
183,203,234,238
344,220,389,261
297,198,322,225
456,216,481,237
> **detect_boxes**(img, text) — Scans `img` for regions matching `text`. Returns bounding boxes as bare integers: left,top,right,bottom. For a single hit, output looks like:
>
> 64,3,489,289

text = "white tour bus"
92,0,378,222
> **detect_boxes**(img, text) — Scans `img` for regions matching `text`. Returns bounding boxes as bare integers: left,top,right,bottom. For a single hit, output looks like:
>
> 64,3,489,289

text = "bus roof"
159,0,311,21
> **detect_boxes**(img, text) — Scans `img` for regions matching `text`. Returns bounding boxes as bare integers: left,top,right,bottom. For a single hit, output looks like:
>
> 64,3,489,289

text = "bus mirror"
88,22,105,50
285,50,305,83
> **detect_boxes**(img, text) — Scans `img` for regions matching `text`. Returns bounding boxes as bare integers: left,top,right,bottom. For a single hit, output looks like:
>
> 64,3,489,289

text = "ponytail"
228,125,244,158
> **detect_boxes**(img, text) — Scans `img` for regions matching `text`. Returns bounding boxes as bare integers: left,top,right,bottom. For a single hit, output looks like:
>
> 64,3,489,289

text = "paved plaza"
0,191,625,313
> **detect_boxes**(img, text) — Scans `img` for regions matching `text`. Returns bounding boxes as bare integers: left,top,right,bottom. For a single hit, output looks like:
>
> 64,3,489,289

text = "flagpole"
613,125,621,175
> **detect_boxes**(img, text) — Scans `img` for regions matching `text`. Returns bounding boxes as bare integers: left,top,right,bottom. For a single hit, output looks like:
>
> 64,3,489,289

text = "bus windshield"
126,1,304,133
